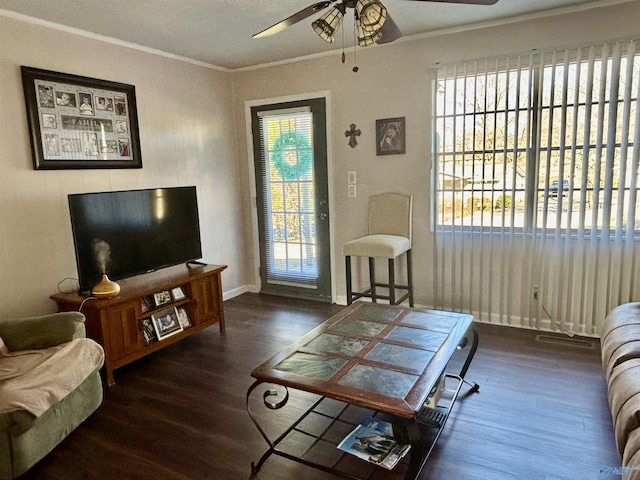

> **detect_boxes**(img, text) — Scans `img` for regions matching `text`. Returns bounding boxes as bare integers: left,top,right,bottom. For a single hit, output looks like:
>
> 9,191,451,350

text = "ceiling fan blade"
376,14,402,45
253,1,336,38
405,0,499,4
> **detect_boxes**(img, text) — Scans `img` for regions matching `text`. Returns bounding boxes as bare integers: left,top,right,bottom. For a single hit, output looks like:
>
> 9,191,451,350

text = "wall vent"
535,334,595,349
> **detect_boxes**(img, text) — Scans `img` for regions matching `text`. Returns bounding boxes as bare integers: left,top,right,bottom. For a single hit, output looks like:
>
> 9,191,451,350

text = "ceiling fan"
253,0,499,47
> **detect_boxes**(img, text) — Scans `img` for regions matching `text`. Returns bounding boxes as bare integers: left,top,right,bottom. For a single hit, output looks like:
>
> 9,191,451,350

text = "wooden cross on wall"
345,123,361,148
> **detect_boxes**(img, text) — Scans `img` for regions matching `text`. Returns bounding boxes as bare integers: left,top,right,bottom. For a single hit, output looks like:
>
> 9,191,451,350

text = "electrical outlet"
533,285,539,300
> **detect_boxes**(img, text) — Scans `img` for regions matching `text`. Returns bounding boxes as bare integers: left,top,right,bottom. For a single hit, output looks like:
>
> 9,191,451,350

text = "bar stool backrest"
368,193,413,244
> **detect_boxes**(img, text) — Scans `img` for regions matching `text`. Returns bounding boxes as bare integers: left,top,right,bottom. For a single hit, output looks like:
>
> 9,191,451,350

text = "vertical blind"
432,40,640,336
257,107,318,287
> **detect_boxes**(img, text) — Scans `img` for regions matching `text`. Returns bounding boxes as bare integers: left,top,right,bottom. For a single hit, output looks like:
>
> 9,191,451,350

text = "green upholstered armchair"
0,312,103,479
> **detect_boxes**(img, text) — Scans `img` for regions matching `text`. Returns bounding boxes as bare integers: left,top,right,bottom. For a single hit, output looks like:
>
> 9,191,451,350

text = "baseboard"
222,284,257,301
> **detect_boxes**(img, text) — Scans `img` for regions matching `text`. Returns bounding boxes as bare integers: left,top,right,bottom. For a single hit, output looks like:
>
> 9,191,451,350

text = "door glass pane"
260,112,317,286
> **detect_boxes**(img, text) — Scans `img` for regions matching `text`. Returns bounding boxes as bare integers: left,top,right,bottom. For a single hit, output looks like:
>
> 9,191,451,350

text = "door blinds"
256,107,319,287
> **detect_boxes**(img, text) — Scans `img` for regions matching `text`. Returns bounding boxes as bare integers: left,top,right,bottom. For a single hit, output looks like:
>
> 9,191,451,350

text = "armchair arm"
0,312,86,351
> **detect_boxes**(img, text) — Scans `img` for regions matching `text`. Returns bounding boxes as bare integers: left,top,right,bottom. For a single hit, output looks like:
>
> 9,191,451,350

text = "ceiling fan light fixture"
356,0,387,33
312,6,344,43
357,23,383,46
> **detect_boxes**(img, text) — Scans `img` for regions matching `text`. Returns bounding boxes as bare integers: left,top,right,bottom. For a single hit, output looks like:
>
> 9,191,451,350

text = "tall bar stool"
343,192,413,306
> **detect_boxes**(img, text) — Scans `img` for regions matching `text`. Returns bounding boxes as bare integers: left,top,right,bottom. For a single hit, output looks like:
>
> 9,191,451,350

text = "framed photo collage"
21,66,142,170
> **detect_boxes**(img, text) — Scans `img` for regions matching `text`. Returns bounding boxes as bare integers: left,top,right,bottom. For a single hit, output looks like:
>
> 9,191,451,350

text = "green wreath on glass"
270,131,313,181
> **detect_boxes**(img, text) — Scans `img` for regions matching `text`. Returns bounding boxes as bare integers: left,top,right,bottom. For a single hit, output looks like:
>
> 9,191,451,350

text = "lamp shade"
356,0,387,33
312,6,344,43
357,22,383,46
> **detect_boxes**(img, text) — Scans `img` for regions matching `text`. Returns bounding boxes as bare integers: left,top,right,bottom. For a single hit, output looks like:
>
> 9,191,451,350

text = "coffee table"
246,302,478,479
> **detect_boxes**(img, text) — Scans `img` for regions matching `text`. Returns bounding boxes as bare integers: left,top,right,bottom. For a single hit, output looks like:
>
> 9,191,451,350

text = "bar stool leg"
369,257,377,303
345,256,353,305
407,249,414,307
388,258,396,305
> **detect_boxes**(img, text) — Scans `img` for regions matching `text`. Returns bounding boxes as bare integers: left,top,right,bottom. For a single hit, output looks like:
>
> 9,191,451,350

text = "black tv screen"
69,186,202,292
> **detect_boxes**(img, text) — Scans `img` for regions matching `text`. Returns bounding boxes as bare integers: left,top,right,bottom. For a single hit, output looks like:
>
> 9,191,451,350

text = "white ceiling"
0,0,633,70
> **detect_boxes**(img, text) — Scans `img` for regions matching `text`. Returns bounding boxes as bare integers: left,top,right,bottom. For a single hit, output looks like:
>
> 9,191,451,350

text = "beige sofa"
601,303,640,477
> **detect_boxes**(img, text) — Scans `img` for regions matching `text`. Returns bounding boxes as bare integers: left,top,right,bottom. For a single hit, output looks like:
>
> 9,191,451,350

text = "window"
433,41,640,236
431,41,640,336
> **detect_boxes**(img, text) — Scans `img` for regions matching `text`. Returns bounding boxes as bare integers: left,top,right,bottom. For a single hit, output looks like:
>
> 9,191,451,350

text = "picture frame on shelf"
20,66,142,170
153,290,172,307
151,307,183,341
171,286,186,301
176,307,191,329
141,296,152,314
140,318,157,345
376,117,405,156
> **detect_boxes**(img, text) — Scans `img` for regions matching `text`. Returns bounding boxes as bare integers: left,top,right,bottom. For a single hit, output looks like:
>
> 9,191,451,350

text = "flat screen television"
68,186,203,293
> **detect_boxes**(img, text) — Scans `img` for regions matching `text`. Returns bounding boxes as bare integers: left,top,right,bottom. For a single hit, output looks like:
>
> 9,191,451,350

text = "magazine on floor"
337,418,411,470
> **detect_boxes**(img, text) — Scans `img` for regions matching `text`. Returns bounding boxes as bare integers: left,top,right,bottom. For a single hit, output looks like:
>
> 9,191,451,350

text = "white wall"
0,15,245,319
232,1,640,307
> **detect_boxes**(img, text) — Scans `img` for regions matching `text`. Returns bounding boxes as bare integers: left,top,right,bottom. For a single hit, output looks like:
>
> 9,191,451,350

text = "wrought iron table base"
246,329,479,480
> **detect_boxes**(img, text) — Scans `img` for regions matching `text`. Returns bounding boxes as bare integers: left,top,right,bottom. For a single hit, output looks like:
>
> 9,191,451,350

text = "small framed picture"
151,307,183,341
78,91,95,116
140,318,157,345
171,287,186,301
42,113,57,129
96,96,113,112
376,117,405,156
140,296,152,314
176,307,191,329
55,91,77,108
153,290,172,307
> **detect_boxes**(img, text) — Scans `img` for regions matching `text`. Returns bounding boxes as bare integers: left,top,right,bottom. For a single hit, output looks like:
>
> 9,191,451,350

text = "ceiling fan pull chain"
352,11,359,72
341,15,346,63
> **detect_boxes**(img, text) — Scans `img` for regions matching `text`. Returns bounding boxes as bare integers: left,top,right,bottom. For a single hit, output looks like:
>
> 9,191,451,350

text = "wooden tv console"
51,263,227,386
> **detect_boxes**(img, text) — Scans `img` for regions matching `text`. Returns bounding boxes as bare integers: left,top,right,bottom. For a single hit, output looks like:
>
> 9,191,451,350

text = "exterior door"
251,97,331,301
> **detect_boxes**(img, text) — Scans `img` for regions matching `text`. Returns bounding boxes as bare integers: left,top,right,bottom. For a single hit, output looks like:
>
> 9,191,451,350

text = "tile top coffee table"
246,302,478,479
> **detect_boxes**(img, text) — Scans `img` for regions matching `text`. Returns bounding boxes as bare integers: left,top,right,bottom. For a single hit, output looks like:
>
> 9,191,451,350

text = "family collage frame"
21,66,142,170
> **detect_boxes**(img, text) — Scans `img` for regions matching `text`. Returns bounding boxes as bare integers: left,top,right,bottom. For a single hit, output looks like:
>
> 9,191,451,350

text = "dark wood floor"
23,293,620,480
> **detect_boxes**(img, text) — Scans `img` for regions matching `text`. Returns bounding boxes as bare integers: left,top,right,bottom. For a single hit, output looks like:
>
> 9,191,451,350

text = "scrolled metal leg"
246,381,291,474
458,328,480,393
262,386,290,410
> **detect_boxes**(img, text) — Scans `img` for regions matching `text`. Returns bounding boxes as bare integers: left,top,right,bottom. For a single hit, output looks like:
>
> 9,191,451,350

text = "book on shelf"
337,418,410,470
